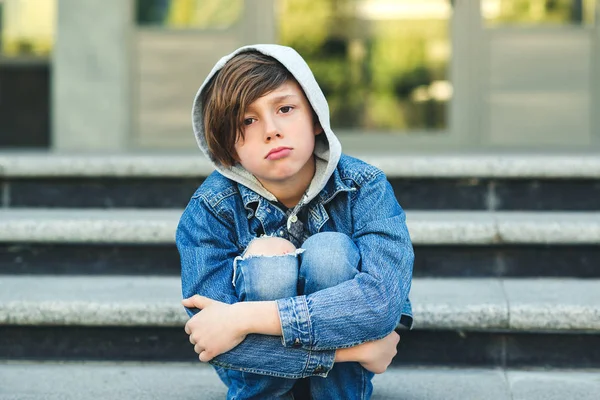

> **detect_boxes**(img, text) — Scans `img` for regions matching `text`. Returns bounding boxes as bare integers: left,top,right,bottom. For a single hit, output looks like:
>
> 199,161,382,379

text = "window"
136,0,243,29
482,0,596,26
277,0,452,133
0,0,56,57
133,0,454,150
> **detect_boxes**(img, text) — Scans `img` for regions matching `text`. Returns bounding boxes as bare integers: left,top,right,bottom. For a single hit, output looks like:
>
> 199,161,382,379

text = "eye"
279,106,293,114
243,118,255,126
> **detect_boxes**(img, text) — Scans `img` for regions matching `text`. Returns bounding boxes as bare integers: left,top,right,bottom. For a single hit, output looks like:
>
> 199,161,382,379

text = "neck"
267,181,306,209
259,158,315,209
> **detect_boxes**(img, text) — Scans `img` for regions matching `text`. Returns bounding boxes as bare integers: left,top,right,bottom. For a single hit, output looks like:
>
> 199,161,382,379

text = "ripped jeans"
216,232,374,400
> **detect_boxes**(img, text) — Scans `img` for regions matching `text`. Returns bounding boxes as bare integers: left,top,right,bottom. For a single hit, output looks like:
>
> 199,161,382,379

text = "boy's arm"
182,293,398,374
181,172,412,356
177,196,334,378
277,171,414,350
185,172,412,352
276,172,414,350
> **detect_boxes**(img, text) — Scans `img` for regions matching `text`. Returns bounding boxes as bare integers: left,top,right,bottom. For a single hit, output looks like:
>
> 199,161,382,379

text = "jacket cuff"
303,348,336,377
277,295,313,348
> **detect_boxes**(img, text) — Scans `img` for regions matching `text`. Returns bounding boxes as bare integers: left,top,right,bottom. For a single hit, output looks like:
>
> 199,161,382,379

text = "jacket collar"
314,167,355,205
238,183,262,208
237,166,354,211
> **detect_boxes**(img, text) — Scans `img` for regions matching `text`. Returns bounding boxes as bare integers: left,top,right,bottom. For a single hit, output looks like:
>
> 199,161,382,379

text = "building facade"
1,0,599,153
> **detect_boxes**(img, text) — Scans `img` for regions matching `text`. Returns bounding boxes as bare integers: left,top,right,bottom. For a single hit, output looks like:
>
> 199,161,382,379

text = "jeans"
218,232,374,400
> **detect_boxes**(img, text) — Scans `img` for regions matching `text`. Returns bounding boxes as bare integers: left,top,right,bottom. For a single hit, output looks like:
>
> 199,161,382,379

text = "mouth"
265,147,292,160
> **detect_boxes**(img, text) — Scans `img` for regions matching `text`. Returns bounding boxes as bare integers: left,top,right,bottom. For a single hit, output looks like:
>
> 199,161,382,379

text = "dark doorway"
0,59,51,148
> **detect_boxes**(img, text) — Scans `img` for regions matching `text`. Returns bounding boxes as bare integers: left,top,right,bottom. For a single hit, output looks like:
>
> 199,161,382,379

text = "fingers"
194,343,215,363
181,297,195,307
199,351,213,363
187,335,214,363
182,297,217,364
186,329,209,360
182,294,209,309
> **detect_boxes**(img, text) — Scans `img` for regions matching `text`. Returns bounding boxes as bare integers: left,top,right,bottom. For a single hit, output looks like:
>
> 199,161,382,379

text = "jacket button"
293,338,301,348
314,366,326,374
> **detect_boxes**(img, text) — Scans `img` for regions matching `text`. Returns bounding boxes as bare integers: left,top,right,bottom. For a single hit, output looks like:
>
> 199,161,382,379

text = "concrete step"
1,276,599,367
2,209,599,244
2,153,599,178
1,361,599,400
1,209,599,277
1,276,598,332
2,152,600,210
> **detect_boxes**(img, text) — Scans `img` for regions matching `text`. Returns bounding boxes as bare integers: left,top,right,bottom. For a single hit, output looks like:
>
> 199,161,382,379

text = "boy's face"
234,80,322,191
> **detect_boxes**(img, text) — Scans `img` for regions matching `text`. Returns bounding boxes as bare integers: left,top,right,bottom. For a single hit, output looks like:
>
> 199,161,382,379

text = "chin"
268,166,299,176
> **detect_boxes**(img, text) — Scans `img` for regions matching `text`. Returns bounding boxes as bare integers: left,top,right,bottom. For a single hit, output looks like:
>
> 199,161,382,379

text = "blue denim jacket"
176,154,414,379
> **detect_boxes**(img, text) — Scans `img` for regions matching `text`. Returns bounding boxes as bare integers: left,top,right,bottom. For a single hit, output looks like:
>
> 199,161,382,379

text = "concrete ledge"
1,276,599,332
2,362,599,400
0,153,214,178
0,209,179,244
2,152,600,178
503,280,600,331
1,209,599,244
411,278,508,330
0,276,185,327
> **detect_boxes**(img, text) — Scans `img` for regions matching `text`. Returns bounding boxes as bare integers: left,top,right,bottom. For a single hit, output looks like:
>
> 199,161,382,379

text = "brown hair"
201,51,295,167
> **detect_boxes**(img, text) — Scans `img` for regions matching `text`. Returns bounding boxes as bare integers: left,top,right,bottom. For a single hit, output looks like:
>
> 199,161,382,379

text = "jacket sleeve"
176,195,335,378
277,171,414,351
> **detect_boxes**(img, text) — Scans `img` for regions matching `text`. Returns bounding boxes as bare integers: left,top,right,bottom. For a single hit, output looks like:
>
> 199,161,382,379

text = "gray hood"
191,44,342,209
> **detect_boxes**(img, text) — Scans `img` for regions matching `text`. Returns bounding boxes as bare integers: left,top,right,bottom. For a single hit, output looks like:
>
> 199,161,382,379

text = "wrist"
234,301,281,336
335,344,364,363
232,302,254,336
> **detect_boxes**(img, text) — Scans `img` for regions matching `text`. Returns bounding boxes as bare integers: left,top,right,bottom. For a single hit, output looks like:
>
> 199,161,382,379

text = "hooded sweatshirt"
191,44,341,220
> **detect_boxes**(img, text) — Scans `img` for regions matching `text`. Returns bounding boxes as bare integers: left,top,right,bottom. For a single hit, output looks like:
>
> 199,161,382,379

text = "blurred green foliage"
137,0,242,29
277,0,449,132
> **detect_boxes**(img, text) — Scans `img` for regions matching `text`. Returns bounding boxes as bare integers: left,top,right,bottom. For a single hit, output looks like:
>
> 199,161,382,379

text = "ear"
314,122,324,136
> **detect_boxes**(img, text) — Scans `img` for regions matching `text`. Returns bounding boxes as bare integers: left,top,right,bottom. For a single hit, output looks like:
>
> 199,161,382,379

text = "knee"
234,236,299,301
301,232,357,259
244,236,296,257
299,232,359,293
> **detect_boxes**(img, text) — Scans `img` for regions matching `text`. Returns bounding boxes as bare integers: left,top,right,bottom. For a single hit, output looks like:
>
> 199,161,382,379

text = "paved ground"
1,362,599,399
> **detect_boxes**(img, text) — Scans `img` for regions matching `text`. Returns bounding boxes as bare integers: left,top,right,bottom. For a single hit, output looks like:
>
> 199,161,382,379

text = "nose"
266,133,282,142
263,115,282,142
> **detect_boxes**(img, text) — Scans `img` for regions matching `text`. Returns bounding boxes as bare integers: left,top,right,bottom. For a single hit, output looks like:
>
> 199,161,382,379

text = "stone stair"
1,152,599,399
2,362,600,400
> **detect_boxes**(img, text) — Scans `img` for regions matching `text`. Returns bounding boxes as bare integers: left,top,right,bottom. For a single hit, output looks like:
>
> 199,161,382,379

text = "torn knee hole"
244,236,297,257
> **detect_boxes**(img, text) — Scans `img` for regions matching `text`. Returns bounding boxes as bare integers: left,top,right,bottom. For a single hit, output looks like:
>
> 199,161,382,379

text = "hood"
191,44,342,209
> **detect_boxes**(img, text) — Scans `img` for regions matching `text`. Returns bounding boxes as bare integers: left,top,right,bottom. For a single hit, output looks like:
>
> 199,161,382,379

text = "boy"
177,44,414,400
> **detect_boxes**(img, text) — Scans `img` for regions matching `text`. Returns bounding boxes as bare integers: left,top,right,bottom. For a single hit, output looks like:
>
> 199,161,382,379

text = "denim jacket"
176,154,414,379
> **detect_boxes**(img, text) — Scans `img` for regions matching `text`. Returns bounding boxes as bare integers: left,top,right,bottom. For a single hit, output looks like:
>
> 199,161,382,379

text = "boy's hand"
182,295,246,362
335,331,400,374
358,331,400,374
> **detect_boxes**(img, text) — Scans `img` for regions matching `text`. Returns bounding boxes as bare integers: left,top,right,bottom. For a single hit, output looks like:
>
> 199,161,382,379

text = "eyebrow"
268,94,299,103
245,94,300,113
